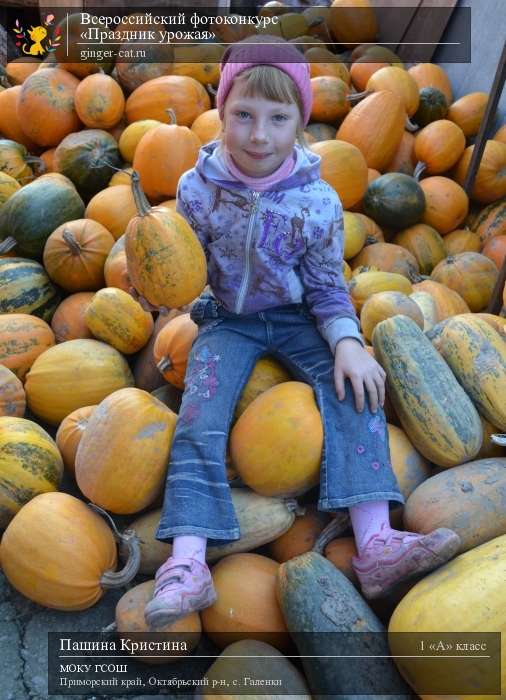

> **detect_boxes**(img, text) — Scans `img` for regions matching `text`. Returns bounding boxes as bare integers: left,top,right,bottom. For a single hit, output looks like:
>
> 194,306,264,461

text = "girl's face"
222,78,301,177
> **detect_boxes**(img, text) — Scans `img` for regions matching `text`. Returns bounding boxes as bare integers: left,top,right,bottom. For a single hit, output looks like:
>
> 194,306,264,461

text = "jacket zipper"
235,191,261,314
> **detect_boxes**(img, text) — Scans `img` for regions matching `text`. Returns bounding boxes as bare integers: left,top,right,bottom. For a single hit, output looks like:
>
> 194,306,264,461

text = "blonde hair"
220,65,308,148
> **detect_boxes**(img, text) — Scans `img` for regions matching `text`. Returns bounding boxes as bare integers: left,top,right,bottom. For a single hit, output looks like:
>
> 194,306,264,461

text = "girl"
144,36,460,629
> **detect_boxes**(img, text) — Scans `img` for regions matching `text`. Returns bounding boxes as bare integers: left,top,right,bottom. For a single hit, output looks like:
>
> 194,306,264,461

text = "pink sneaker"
352,525,461,599
144,557,217,630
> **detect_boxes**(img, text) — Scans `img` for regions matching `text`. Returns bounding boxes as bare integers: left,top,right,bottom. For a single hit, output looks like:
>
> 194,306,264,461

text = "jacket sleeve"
175,174,209,260
299,193,364,354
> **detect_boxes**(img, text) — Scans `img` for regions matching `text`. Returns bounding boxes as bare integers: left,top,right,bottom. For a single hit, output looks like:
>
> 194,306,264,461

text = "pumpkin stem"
165,108,177,125
156,357,173,374
307,17,324,29
62,229,82,256
311,512,350,554
0,236,17,254
413,161,426,181
130,170,152,217
285,498,306,517
347,90,370,103
25,155,46,177
405,116,419,133
88,504,141,588
207,83,217,96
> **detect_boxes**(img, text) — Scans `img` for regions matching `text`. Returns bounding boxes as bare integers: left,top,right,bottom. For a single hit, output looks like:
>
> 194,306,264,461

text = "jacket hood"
195,139,321,191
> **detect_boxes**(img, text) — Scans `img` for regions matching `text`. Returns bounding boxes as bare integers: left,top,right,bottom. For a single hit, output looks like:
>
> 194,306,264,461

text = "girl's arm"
299,191,385,413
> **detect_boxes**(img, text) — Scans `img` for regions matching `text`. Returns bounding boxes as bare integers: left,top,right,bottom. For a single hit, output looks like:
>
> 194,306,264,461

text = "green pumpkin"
0,257,60,321
414,87,448,128
54,129,123,202
0,173,85,259
363,173,426,230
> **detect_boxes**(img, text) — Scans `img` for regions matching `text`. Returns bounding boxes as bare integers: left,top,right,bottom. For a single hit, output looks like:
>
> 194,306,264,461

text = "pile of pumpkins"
0,1,505,696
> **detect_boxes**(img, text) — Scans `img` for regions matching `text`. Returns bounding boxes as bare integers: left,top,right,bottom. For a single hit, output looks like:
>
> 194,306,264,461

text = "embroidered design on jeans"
371,461,381,471
179,345,221,424
356,444,365,455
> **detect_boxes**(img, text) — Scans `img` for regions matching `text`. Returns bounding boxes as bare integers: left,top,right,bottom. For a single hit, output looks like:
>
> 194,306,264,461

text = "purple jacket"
176,141,363,352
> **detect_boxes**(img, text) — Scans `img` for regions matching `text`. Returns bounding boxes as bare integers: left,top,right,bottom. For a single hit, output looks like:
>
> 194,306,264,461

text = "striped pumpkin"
0,313,55,381
473,198,506,248
428,315,506,431
0,416,63,528
372,315,482,468
0,257,60,321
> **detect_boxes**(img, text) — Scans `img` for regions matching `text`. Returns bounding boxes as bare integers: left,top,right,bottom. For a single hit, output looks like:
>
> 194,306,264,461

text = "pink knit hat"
216,35,312,126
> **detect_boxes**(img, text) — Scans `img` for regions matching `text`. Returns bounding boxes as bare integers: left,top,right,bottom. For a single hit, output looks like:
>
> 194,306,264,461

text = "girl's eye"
273,114,288,122
237,111,251,119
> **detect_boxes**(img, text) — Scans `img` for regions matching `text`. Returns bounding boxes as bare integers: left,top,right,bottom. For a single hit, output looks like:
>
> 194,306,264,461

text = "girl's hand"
334,338,386,414
129,287,170,316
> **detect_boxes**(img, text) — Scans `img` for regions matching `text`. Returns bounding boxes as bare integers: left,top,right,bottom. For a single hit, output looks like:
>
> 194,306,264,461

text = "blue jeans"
157,295,404,546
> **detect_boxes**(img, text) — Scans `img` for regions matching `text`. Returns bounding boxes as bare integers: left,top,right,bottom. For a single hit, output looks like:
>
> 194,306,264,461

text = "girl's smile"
222,79,300,177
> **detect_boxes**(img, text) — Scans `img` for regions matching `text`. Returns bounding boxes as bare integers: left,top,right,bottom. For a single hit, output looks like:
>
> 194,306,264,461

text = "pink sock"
349,500,391,556
172,535,207,564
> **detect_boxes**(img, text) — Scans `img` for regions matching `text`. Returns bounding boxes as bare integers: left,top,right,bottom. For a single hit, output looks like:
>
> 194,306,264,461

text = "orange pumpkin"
360,291,424,342
351,242,420,281
393,223,446,275
304,122,337,142
115,44,174,94
118,119,162,163
412,278,470,321
310,140,368,209
50,292,95,343
0,365,25,417
268,505,331,563
310,76,350,123
201,553,289,652
327,0,378,48
473,199,506,248
453,140,506,204
125,75,211,128
191,109,222,145
16,68,81,147
85,185,138,240
366,66,420,117
40,148,56,173
235,357,291,420
350,59,390,92
385,131,416,176
74,74,125,129
0,313,55,380
171,44,223,88
133,122,201,201
55,405,96,475
0,492,139,610
324,536,358,583
408,63,452,104
430,252,498,312
420,176,469,235
75,387,177,514
414,119,466,175
0,87,39,150
153,313,198,389
230,382,322,498
306,48,350,83
5,57,41,85
336,91,405,171
482,235,506,269
447,92,488,137
104,235,130,292
85,287,154,355
125,173,207,308
24,338,134,426
443,228,481,255
108,168,133,187
355,212,384,243
43,219,115,292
